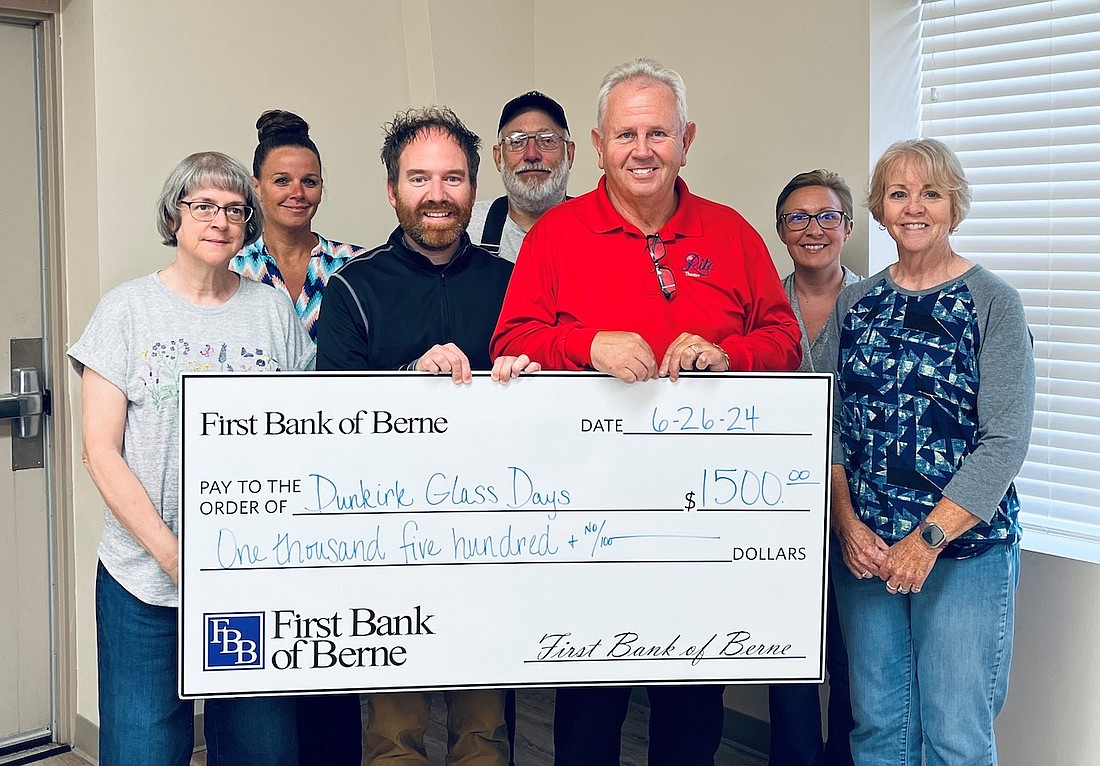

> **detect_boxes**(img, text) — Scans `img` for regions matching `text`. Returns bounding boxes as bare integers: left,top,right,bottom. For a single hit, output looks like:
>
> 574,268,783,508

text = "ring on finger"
690,344,701,355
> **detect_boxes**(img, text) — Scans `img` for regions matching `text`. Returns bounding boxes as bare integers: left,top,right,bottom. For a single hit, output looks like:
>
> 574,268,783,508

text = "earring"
878,223,886,231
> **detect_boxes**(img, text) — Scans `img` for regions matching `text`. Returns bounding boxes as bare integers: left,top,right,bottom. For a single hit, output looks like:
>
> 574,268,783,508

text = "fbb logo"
205,612,264,671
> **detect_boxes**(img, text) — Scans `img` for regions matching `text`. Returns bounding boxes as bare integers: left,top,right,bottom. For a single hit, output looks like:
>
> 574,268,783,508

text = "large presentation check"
178,372,831,698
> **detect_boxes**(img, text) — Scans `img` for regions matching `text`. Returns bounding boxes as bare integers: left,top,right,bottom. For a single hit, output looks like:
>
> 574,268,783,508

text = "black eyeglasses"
500,131,566,153
778,210,848,231
646,235,676,300
179,200,254,224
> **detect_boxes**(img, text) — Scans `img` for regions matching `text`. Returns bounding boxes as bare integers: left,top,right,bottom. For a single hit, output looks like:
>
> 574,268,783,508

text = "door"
0,15,58,756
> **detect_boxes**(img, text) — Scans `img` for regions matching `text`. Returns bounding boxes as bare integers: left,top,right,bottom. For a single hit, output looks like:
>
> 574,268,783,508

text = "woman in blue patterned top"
822,139,1034,766
232,110,366,764
231,110,367,341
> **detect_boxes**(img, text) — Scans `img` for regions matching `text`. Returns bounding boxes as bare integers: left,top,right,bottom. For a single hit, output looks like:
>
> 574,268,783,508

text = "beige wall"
63,0,883,289
57,0,915,754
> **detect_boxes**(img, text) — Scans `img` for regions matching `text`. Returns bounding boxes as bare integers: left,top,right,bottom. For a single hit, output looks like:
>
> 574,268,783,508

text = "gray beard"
501,159,569,216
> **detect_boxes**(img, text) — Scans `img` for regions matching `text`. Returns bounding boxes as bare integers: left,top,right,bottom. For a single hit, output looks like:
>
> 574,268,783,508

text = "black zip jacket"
316,227,513,371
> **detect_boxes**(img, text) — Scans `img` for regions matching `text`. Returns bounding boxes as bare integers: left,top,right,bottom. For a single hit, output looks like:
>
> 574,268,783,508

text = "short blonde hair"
867,138,971,230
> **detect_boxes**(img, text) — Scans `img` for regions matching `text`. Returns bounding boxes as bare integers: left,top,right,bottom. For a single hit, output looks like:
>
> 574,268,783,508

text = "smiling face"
387,130,475,262
254,146,322,234
592,78,695,218
493,108,574,213
880,160,955,258
778,186,852,274
174,186,248,268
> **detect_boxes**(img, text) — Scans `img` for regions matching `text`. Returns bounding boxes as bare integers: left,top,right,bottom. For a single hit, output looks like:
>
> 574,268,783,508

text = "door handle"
0,366,44,439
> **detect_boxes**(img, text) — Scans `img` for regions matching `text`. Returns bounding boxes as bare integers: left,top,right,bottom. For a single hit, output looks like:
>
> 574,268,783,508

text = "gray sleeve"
466,199,491,245
941,267,1035,522
67,282,134,391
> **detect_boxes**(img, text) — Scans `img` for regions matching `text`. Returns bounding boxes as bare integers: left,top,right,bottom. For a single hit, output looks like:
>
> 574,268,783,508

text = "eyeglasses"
779,210,848,231
646,235,676,300
500,131,566,153
179,200,254,224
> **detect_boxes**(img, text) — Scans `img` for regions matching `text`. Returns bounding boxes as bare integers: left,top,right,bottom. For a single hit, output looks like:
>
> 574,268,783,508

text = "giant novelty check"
178,372,831,698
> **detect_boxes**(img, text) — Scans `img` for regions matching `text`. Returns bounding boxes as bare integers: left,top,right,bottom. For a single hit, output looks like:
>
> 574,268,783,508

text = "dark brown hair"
775,169,854,226
380,106,481,186
252,109,321,178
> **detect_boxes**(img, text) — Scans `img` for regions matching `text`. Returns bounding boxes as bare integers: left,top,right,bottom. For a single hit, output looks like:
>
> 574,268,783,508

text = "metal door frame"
2,0,75,751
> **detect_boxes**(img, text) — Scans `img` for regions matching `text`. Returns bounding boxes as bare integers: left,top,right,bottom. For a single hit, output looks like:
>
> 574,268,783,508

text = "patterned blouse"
829,266,1034,555
230,233,368,340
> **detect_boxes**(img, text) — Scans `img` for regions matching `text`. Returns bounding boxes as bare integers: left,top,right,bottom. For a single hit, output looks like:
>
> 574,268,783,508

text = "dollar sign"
684,491,696,512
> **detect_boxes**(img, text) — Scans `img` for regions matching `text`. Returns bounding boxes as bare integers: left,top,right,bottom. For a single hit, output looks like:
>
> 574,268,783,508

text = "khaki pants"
366,690,508,765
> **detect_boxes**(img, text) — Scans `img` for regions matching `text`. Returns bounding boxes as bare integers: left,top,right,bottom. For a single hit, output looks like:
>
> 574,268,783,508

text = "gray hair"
867,138,971,229
596,58,688,134
156,151,263,247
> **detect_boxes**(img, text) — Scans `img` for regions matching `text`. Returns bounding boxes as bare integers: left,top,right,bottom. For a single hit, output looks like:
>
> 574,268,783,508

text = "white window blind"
920,0,1100,562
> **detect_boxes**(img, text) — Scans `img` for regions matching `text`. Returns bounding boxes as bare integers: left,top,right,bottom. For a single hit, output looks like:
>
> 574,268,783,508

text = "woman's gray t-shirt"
68,273,315,606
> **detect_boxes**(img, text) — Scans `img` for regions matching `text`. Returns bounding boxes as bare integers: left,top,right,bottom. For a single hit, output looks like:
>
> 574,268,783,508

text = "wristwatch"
918,520,947,549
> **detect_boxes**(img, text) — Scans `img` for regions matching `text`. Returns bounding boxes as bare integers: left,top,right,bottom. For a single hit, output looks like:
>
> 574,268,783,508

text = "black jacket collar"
387,226,475,275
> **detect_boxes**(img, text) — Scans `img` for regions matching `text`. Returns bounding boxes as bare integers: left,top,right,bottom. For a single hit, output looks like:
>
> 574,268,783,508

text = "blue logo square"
204,612,264,671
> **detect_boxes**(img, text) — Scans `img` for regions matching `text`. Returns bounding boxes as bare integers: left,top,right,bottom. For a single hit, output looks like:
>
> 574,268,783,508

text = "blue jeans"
831,544,1018,766
768,576,853,766
96,562,298,766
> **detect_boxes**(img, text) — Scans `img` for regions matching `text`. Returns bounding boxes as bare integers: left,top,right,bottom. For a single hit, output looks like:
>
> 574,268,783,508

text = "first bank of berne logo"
205,612,265,671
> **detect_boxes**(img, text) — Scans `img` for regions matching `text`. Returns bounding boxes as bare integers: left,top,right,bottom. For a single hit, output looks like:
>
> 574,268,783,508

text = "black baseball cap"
497,91,569,135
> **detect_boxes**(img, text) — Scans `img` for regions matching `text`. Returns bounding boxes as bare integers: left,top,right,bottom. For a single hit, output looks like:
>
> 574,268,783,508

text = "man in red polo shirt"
490,58,801,766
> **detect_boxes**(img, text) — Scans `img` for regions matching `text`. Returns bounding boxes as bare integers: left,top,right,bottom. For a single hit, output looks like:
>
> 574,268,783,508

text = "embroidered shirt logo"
682,253,713,278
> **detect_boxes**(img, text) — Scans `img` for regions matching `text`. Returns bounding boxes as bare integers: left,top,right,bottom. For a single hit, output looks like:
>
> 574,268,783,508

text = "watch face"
922,523,946,547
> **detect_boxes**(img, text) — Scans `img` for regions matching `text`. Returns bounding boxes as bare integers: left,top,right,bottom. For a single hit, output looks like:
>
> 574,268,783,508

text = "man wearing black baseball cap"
467,91,575,262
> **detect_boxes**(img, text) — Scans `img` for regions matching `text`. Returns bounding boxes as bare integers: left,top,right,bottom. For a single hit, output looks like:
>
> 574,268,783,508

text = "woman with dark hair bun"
232,111,365,765
231,109,367,341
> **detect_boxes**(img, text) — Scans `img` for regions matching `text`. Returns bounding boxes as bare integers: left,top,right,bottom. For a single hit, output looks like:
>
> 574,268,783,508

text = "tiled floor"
35,688,766,766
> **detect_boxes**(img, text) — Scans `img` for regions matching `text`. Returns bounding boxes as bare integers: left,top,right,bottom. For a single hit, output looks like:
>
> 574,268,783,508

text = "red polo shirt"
491,176,802,371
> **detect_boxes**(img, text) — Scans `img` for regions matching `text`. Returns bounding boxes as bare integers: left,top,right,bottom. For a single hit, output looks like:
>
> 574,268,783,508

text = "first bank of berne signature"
532,629,794,667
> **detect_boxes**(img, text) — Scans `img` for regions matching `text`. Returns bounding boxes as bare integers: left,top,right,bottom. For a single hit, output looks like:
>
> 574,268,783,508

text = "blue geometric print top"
837,275,1021,555
231,233,368,341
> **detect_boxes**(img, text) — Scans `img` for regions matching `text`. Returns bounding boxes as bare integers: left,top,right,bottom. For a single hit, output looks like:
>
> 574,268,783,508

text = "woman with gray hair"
823,139,1033,765
69,151,313,766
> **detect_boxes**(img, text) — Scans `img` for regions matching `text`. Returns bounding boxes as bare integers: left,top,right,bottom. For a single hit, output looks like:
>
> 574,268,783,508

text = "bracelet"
713,343,730,371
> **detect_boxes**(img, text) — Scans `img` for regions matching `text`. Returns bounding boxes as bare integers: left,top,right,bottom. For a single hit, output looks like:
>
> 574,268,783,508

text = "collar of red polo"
588,175,703,240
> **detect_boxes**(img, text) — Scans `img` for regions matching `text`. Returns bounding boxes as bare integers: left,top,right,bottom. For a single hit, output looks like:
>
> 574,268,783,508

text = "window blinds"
920,0,1100,561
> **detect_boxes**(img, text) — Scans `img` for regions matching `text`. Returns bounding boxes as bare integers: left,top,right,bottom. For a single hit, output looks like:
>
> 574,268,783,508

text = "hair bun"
256,110,310,142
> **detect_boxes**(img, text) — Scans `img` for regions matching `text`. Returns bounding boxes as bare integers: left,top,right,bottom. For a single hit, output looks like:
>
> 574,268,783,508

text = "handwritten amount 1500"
651,405,758,433
699,468,783,507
